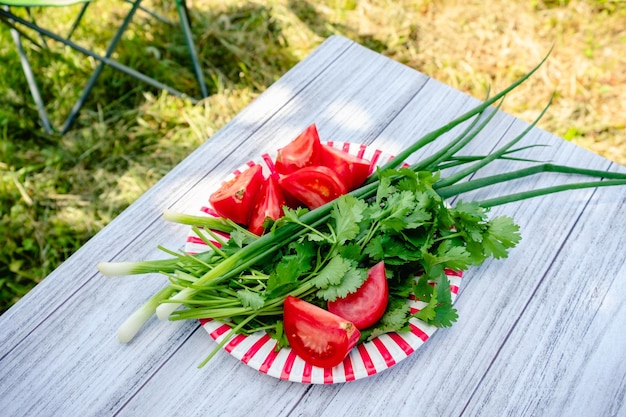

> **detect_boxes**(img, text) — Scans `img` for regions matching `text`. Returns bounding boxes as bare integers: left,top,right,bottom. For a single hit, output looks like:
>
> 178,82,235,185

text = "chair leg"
0,2,207,134
66,2,90,41
61,0,144,134
4,6,53,134
26,7,48,49
175,0,209,98
123,0,175,26
0,8,190,97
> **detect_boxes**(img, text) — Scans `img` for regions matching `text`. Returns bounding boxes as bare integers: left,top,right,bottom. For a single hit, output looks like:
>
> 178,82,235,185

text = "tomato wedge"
319,144,371,190
327,261,389,329
274,124,323,174
278,166,348,209
248,175,286,236
283,295,360,368
209,164,265,225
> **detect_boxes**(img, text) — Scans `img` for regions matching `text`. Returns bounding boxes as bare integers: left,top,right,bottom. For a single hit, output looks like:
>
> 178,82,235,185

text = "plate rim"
186,141,463,384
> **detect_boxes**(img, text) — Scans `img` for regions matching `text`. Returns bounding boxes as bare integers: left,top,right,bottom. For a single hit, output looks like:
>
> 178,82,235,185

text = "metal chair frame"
0,0,209,134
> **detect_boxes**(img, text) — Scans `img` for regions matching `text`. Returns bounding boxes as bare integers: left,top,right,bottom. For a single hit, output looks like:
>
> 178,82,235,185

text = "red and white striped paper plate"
185,142,463,384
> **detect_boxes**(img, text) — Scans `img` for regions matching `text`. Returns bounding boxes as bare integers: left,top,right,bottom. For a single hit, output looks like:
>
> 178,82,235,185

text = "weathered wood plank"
460,169,626,416
287,112,624,415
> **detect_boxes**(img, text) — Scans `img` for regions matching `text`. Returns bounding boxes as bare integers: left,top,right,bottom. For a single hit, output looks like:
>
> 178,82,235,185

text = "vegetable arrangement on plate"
98,54,626,380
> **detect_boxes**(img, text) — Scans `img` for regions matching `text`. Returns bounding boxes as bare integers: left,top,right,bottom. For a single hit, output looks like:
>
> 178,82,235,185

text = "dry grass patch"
261,0,625,164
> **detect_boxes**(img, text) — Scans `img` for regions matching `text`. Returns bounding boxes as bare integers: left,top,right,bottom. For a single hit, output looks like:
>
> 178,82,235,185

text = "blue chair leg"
66,2,90,41
0,8,190,96
61,0,145,133
1,1,208,134
176,0,208,98
4,6,53,134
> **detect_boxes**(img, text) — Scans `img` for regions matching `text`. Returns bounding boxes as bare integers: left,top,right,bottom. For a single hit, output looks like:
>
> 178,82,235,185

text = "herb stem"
434,93,554,189
436,164,626,199
477,179,626,207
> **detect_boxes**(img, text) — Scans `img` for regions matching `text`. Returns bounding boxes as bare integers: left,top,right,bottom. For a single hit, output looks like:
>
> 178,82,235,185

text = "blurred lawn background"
1,0,624,313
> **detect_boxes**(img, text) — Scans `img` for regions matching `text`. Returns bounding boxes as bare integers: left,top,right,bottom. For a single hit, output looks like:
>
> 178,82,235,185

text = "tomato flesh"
274,124,323,174
283,295,360,368
327,261,389,329
278,166,348,209
248,175,286,236
319,144,371,190
209,164,265,225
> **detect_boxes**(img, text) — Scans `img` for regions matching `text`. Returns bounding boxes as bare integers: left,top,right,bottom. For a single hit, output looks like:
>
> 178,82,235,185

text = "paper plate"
185,141,463,384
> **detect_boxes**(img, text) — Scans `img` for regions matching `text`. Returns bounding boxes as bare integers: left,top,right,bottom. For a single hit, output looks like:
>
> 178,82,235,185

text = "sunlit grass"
0,0,624,312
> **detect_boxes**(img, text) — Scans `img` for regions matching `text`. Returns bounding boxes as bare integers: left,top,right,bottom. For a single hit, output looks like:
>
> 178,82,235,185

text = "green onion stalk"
97,50,626,343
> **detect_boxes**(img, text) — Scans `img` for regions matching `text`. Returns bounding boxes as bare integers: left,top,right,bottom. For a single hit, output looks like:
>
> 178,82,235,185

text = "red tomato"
248,175,286,236
209,164,265,225
319,144,371,190
278,166,348,209
283,295,361,368
327,261,388,329
274,124,323,174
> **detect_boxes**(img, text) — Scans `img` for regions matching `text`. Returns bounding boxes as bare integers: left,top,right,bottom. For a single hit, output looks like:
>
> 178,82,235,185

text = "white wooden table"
1,36,625,417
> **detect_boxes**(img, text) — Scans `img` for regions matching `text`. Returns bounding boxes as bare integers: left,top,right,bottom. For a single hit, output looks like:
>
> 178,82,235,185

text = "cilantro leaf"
363,235,386,261
451,200,489,242
273,206,308,229
414,288,438,323
266,253,308,297
435,273,453,305
365,299,411,341
309,256,351,289
412,273,434,302
289,240,316,273
423,240,472,270
412,272,458,327
482,216,522,259
339,242,363,262
453,200,488,222
332,195,366,244
433,302,458,327
316,265,367,301
403,206,432,229
268,320,289,350
236,289,265,310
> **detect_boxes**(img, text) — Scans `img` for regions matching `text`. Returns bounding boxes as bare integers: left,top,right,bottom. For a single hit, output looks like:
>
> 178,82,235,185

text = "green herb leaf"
482,216,522,259
423,240,472,271
316,265,367,301
365,299,411,341
332,195,366,244
310,256,351,289
236,289,265,310
266,260,299,297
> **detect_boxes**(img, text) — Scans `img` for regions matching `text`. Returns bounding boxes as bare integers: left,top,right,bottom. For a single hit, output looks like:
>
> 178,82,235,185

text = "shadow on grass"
0,0,392,313
0,1,302,313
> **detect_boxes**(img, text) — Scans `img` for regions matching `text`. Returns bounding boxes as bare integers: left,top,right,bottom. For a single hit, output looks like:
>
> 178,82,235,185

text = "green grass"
1,0,624,313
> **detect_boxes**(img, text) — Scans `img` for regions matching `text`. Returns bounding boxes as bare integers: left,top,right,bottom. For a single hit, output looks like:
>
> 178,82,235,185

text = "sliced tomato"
319,144,371,190
248,175,286,236
274,124,323,174
278,166,348,209
327,261,388,329
283,295,360,368
209,164,265,225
